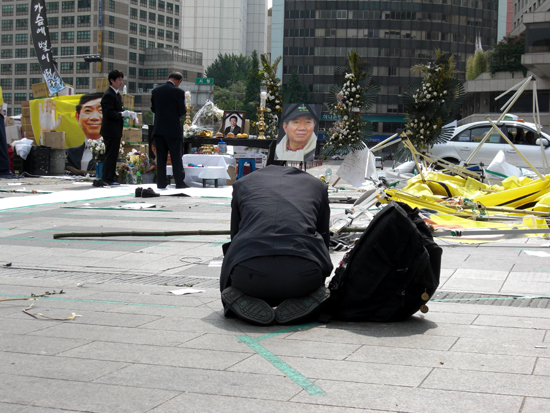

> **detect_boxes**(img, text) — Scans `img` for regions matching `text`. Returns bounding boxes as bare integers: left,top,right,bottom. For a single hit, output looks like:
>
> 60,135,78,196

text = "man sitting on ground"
220,164,333,325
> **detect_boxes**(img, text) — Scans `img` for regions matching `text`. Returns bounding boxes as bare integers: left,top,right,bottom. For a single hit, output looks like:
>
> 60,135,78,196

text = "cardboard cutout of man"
275,104,318,162
66,93,103,173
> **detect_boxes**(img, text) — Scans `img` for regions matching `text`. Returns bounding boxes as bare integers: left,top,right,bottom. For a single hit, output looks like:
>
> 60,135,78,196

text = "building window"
50,32,58,42
1,64,12,74
147,41,154,48
174,5,179,13
388,67,397,76
129,52,137,63
129,67,136,76
15,78,27,89
139,25,146,35
149,0,156,8
16,4,29,15
76,62,89,71
77,31,91,41
174,32,178,42
140,0,146,6
109,15,115,27
158,0,165,11
2,93,11,103
61,31,74,42
15,48,27,57
143,69,154,77
182,70,187,79
77,46,90,54
15,93,27,103
47,17,58,28
76,77,90,88
158,15,164,24
149,12,156,22
166,2,173,13
130,22,137,33
15,33,27,44
2,5,14,16
148,27,155,37
109,0,115,11
166,30,172,39
47,2,59,13
139,39,146,50
64,77,73,86
157,29,164,38
139,54,145,63
62,16,74,26
108,62,114,71
60,62,74,73
62,1,75,11
157,69,168,77
166,16,172,26
108,31,115,42
14,63,27,74
140,10,147,21
130,8,137,19
30,63,41,73
61,47,74,56
129,37,137,48
77,0,91,11
16,19,28,29
1,79,13,89
2,34,13,45
2,20,14,30
108,46,114,57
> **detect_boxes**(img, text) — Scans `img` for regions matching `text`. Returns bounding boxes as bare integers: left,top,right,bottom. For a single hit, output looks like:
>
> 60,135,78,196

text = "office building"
180,0,268,70
0,0,203,115
272,0,499,137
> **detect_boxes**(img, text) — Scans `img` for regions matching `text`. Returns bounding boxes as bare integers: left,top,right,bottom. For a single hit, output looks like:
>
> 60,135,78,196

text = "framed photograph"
275,103,321,162
221,111,246,137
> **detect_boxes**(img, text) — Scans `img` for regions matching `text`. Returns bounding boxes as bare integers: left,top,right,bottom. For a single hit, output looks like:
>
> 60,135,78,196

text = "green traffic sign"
195,78,214,85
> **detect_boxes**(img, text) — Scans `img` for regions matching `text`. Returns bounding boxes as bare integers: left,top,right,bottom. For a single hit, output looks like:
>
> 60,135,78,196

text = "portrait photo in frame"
221,111,246,137
275,103,321,162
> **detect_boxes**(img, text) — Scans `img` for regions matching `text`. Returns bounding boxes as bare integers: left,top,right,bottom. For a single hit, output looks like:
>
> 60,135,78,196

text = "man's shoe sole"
221,287,275,325
275,286,330,325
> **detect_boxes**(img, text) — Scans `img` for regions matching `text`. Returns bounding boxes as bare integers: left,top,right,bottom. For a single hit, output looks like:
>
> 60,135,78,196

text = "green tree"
213,81,246,111
489,35,527,76
142,109,154,125
282,70,313,104
242,50,261,124
466,50,490,80
205,54,251,89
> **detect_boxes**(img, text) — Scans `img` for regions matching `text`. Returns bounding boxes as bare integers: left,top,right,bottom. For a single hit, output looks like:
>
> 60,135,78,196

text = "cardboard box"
41,131,66,149
22,107,30,116
122,128,141,144
57,85,75,96
95,78,109,93
21,100,30,108
4,117,14,127
122,95,134,110
32,82,50,99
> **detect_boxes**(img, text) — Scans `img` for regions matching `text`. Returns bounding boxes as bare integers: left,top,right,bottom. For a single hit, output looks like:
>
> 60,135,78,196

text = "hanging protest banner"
30,0,66,95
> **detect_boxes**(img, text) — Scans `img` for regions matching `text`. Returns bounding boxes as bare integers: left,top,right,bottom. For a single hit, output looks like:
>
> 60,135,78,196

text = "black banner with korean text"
30,0,65,95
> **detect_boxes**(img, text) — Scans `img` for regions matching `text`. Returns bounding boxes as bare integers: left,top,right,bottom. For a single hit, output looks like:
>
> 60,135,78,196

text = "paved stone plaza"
0,165,549,412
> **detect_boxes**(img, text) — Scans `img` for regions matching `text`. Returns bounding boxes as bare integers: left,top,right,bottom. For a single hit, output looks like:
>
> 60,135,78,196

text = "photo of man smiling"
275,104,320,162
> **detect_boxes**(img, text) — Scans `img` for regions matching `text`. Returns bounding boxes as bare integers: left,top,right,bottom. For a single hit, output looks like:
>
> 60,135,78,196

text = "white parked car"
430,120,550,170
375,156,384,169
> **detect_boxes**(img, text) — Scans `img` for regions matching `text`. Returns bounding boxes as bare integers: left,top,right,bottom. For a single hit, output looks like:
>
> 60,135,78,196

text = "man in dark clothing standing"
100,70,124,185
151,72,187,188
220,165,333,325
0,113,17,178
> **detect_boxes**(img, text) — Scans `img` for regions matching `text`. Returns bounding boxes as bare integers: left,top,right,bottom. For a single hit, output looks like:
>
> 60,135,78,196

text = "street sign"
195,78,214,85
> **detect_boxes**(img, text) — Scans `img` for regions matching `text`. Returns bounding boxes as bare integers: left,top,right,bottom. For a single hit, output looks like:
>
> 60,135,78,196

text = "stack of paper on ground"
335,147,378,187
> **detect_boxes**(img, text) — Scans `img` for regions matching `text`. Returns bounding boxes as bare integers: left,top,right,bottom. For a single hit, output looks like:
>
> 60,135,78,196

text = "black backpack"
327,201,442,322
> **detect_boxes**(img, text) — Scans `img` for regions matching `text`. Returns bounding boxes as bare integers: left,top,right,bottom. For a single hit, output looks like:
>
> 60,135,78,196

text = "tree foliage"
466,50,490,80
243,50,262,124
282,70,313,104
205,53,251,89
212,81,246,111
489,35,527,76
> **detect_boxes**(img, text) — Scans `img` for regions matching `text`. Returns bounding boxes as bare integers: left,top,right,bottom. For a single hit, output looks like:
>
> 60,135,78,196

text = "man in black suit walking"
151,72,187,188
100,70,124,185
220,165,333,325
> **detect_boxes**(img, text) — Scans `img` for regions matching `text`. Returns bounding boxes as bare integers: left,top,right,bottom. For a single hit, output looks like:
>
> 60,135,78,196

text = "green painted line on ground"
0,194,133,211
0,294,178,308
237,334,325,396
60,207,172,212
253,322,319,342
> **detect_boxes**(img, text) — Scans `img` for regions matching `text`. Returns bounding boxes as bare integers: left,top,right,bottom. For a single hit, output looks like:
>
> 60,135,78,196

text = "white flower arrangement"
90,138,106,162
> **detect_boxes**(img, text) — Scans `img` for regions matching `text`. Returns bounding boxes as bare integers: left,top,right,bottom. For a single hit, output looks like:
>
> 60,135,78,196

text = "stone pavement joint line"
0,293,178,308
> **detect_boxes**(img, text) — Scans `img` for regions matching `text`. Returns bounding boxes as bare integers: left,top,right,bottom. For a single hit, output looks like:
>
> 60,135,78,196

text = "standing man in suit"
100,69,124,185
224,115,241,136
151,72,187,189
220,165,333,325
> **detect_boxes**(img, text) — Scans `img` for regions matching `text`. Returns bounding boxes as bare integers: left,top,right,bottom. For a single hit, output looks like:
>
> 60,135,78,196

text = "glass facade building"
278,0,499,135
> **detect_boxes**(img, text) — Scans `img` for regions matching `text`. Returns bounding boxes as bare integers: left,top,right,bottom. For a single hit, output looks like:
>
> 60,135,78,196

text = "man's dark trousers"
155,134,185,188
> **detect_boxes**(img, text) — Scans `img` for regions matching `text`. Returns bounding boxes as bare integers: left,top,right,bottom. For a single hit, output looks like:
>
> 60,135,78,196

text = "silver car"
430,120,550,169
